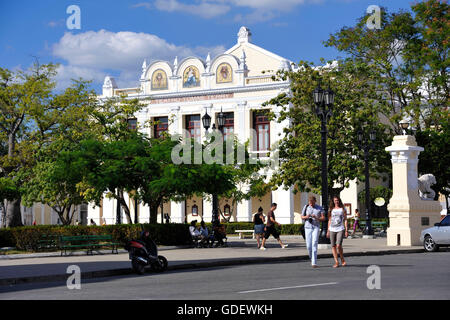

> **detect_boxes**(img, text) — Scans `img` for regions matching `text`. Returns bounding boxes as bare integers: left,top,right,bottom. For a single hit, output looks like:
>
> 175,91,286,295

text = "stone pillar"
385,135,442,246
272,186,294,224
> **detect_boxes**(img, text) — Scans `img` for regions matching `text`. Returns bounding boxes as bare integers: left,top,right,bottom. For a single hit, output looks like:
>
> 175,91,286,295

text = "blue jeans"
305,226,320,265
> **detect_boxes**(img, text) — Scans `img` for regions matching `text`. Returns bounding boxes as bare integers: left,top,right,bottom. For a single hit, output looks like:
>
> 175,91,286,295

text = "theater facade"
81,26,383,226
86,27,313,225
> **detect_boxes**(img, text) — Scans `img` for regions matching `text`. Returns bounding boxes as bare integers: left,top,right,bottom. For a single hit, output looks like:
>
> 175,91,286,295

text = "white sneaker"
260,246,267,251
282,244,288,249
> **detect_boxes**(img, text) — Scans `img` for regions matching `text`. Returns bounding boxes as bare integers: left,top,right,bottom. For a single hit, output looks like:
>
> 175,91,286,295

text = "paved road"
1,252,449,300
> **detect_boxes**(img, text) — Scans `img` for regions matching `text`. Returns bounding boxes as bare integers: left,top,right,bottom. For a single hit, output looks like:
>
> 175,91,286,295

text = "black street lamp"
357,126,376,236
202,110,211,131
399,118,410,135
399,118,417,136
313,81,334,244
217,107,226,129
201,109,224,226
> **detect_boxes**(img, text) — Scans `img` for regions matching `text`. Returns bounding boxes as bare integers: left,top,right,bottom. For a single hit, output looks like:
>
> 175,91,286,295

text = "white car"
420,215,450,252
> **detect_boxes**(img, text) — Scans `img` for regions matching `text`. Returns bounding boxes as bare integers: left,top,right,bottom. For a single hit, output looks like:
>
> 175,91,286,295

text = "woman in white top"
326,196,348,268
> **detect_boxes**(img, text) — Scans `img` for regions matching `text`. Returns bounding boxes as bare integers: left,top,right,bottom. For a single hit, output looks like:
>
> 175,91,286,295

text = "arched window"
223,204,231,216
192,204,199,216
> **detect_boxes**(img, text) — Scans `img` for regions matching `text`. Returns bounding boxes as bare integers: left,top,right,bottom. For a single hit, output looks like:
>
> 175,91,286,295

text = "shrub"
0,223,192,251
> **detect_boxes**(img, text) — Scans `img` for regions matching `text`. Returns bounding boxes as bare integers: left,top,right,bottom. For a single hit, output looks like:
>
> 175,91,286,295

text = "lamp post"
399,118,416,136
313,82,334,244
399,118,410,135
357,127,376,236
202,109,225,226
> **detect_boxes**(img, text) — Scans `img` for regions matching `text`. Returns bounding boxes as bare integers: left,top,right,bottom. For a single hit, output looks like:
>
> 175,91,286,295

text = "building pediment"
102,26,293,98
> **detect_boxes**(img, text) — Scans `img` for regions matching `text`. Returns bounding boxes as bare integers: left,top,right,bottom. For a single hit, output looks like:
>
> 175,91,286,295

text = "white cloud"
54,64,105,91
227,0,310,11
46,19,65,28
52,30,225,91
154,0,230,19
131,2,152,9
136,0,323,22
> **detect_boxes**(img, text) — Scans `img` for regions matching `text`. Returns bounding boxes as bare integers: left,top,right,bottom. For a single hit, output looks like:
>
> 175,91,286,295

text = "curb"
0,245,192,260
0,248,424,286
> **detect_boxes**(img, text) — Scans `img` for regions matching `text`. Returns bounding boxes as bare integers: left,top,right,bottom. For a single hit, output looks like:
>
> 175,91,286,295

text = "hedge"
0,223,192,251
0,222,306,252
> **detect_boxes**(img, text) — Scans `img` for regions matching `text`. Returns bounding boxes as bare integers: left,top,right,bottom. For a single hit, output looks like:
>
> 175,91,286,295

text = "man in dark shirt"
260,203,288,250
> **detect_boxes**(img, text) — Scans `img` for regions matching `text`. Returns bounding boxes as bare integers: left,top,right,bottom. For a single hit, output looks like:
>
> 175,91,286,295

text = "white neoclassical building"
7,27,393,228
88,26,381,226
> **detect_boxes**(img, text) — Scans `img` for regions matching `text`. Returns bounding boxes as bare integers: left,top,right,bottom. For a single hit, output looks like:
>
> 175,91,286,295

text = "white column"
272,186,294,224
139,203,150,223
235,101,248,144
202,197,213,223
236,199,252,222
170,200,185,223
102,196,115,225
168,106,181,135
87,204,100,225
41,204,45,225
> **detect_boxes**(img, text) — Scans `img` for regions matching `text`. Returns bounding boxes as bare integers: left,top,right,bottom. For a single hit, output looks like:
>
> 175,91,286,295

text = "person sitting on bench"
189,220,202,245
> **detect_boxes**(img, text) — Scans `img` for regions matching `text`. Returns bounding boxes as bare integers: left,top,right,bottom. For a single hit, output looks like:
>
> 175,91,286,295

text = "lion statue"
418,174,437,200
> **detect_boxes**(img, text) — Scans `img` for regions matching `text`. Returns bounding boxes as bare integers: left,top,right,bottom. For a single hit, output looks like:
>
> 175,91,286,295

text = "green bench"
60,235,120,256
359,221,387,231
37,235,60,251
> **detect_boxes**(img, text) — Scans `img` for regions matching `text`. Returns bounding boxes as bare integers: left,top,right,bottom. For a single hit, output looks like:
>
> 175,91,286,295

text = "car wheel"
424,235,439,252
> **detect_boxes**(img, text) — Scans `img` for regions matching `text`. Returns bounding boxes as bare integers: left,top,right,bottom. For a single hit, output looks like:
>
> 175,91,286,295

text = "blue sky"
0,0,415,93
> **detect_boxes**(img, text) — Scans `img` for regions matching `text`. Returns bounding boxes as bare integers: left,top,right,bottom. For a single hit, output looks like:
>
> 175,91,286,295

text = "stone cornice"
98,81,290,103
138,82,290,101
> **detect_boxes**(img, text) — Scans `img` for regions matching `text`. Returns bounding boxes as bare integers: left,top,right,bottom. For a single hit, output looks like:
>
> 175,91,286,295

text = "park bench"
59,235,120,256
37,235,59,251
359,221,387,232
235,229,255,239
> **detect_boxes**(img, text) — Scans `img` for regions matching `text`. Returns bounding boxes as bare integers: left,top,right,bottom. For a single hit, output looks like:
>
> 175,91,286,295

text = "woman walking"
301,196,325,268
352,208,361,235
327,196,348,268
253,207,266,249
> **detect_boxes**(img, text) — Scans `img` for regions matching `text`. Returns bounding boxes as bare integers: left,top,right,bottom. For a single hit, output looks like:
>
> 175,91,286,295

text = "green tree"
86,95,146,223
0,63,94,227
265,59,392,199
20,154,87,225
214,137,271,222
416,111,450,209
324,0,449,206
325,1,448,130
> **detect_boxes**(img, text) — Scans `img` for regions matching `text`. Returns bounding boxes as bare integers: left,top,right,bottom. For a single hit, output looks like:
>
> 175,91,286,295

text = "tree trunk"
149,203,159,224
5,198,23,227
5,130,23,227
8,133,15,158
117,189,132,224
62,204,75,225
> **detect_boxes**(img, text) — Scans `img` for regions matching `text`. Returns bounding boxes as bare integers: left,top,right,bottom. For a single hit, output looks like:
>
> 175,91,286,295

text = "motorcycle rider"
139,230,156,256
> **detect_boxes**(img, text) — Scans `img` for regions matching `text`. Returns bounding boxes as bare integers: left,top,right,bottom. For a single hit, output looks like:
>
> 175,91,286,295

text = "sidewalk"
0,236,424,286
